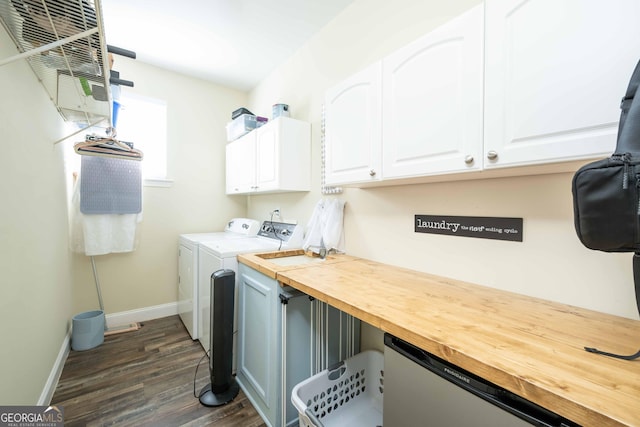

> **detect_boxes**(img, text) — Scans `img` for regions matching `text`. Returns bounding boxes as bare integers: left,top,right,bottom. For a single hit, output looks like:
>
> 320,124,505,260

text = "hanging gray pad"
80,155,142,214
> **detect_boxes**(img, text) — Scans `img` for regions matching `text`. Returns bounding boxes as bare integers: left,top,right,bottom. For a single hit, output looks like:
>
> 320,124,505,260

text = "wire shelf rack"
0,0,112,128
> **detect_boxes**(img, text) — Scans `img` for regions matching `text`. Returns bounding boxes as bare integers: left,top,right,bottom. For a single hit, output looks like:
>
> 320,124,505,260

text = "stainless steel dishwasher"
383,334,580,427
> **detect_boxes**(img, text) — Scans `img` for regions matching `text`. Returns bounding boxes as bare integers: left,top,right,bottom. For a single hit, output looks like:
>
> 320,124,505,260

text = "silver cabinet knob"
369,169,376,177
464,155,474,165
486,150,498,161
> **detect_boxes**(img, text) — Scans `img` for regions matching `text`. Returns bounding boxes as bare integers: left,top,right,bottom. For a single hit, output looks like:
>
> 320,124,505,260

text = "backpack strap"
618,60,640,135
584,253,640,360
616,60,640,153
584,346,640,360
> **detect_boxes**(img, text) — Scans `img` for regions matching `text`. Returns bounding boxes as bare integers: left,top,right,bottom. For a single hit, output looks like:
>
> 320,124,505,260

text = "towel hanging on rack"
70,173,141,256
80,155,142,214
303,198,346,254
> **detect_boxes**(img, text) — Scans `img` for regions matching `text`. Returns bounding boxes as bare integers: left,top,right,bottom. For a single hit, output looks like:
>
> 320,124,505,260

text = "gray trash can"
72,310,105,351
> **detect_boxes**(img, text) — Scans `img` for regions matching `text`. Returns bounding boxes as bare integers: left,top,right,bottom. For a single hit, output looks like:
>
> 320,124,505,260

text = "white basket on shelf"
292,350,384,427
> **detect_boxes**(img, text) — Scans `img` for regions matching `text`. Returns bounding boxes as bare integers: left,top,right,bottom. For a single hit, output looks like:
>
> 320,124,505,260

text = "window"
115,92,168,182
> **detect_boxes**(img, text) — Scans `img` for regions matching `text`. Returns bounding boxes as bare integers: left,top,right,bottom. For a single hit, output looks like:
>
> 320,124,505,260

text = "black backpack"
571,59,640,359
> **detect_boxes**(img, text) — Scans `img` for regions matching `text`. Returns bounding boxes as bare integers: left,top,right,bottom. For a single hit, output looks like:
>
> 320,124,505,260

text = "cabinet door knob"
369,169,376,177
486,150,498,161
464,155,474,165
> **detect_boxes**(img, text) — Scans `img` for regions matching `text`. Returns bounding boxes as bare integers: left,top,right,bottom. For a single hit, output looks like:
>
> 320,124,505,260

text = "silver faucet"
308,238,327,259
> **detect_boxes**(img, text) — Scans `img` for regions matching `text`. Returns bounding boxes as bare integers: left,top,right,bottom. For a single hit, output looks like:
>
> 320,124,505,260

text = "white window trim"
144,178,174,188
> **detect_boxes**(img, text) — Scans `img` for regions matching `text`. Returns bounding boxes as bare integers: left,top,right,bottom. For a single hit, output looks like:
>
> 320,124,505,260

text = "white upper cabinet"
324,62,383,185
324,0,640,187
226,131,257,194
484,0,640,169
382,4,484,178
225,117,311,195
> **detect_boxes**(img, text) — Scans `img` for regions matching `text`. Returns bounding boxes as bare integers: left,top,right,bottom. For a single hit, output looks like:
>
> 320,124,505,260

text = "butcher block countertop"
238,253,640,426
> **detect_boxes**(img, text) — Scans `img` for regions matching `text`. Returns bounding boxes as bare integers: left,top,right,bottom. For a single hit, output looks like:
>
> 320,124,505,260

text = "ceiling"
101,0,354,91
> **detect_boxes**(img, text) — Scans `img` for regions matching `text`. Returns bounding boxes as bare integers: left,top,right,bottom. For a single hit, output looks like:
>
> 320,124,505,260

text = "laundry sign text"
415,215,523,242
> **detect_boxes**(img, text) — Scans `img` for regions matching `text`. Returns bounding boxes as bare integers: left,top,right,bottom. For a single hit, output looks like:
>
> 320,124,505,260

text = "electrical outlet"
270,208,281,220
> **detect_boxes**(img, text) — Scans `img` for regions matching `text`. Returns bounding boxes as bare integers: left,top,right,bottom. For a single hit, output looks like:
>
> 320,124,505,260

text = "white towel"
82,213,139,256
70,175,141,256
303,199,345,253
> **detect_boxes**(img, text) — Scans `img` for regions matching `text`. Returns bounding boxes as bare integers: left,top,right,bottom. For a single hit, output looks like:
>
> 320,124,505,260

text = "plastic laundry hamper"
71,310,105,351
292,350,384,427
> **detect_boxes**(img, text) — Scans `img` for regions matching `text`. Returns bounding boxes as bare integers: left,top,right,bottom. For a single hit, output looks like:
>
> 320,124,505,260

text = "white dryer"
178,218,260,339
198,221,304,368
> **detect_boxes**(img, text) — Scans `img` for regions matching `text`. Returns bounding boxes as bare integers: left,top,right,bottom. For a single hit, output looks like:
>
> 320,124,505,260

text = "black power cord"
269,210,284,250
193,350,210,398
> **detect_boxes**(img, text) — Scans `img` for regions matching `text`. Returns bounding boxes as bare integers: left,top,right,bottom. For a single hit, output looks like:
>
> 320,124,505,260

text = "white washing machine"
198,221,304,369
178,218,260,339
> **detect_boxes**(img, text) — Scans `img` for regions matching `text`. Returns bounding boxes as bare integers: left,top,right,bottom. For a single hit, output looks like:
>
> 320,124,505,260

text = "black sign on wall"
415,215,523,242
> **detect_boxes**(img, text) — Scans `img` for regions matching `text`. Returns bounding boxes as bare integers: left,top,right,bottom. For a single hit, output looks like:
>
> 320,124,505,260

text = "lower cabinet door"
237,264,278,426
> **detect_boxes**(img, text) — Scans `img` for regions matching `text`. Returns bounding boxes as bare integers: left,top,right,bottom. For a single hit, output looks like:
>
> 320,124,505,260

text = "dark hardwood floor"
52,315,267,427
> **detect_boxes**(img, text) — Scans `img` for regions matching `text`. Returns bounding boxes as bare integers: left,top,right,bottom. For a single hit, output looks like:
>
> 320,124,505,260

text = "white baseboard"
39,330,70,405
105,301,178,328
41,302,179,404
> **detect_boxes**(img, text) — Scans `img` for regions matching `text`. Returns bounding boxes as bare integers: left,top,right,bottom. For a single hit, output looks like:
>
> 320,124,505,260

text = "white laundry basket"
292,350,383,427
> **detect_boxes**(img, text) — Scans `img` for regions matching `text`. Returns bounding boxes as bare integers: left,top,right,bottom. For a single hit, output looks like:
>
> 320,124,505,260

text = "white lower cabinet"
324,0,640,187
226,117,311,195
236,263,360,427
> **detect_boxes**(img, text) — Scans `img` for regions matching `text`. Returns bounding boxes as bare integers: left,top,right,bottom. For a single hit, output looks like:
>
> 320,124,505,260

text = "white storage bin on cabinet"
292,350,383,427
226,114,257,141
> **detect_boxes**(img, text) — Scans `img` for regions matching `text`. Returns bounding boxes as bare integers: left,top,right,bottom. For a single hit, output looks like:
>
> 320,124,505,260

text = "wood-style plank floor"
52,315,267,427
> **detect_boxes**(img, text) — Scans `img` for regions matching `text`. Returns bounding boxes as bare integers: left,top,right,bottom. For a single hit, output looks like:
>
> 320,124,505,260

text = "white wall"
245,0,639,354
0,26,249,402
0,30,73,404
71,59,249,316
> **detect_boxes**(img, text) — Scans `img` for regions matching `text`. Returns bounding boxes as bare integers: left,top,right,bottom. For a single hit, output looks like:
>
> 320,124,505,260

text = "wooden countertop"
239,254,640,426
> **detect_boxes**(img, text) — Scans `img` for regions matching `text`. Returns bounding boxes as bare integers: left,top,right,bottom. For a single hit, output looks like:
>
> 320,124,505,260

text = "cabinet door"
237,265,278,424
484,0,640,168
255,122,279,192
225,132,256,194
382,4,484,178
324,62,383,185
